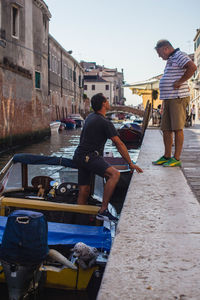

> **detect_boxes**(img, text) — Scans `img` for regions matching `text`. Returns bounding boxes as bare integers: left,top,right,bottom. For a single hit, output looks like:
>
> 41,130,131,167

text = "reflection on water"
0,127,139,169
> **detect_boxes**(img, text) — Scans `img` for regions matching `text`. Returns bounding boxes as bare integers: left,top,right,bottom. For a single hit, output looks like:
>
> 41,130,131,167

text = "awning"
124,78,160,90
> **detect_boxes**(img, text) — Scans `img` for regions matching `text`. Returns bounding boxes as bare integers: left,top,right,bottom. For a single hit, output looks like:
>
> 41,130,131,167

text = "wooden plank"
0,197,99,216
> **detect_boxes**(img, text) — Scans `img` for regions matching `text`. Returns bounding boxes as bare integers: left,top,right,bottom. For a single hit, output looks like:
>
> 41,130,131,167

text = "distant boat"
68,114,84,128
122,122,142,132
61,118,76,129
50,121,61,133
130,116,143,124
59,122,66,131
117,100,151,148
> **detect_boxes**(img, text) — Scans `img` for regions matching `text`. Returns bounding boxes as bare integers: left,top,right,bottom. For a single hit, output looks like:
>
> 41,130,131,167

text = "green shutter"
35,71,41,89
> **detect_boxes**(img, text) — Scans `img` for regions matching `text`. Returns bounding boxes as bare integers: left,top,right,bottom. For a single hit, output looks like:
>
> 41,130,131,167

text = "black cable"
75,264,80,290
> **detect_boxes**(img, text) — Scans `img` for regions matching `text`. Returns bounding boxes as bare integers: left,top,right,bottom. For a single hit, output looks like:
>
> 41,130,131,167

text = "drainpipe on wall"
74,63,77,113
47,36,50,95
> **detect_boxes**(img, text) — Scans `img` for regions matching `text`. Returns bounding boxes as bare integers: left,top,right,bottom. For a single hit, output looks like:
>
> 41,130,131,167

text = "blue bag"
0,210,49,265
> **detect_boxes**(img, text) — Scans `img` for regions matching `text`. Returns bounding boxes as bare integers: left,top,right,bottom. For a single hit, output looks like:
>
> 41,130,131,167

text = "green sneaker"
152,156,170,165
163,157,181,167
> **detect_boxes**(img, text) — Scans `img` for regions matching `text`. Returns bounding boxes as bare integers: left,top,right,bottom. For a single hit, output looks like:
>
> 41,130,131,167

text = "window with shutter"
35,71,41,89
11,5,19,38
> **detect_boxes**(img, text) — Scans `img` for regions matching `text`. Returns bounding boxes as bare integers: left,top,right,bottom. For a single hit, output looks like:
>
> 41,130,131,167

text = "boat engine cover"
0,210,49,265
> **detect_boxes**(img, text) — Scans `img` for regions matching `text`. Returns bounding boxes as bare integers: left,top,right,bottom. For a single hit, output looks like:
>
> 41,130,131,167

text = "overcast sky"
44,0,200,105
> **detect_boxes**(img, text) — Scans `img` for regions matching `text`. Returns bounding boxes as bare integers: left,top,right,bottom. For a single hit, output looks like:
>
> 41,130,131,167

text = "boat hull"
103,157,132,214
50,121,61,133
118,127,142,146
65,122,76,130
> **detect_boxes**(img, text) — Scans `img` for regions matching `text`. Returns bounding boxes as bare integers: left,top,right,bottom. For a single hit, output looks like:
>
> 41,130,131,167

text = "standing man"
191,104,196,125
153,40,197,167
73,93,143,222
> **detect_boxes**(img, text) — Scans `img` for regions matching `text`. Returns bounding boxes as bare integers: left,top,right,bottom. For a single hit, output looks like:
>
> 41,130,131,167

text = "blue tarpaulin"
0,216,111,251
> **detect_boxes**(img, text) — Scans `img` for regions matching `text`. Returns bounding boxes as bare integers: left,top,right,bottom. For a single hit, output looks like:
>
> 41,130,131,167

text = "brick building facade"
0,0,84,150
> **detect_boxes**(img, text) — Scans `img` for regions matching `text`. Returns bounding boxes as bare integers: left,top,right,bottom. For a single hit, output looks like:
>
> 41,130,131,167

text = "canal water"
0,126,140,300
0,127,139,170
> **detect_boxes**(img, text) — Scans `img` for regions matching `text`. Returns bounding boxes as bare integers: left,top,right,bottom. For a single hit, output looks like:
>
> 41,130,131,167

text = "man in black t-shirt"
73,93,143,222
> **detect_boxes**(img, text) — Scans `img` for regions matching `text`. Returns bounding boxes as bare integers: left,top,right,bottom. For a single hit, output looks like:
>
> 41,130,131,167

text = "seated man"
73,93,143,222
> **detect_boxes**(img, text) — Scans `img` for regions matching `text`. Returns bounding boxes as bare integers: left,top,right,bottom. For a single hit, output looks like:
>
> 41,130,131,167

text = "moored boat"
117,125,142,147
50,121,61,133
0,154,114,299
117,100,151,148
68,114,84,128
61,118,76,130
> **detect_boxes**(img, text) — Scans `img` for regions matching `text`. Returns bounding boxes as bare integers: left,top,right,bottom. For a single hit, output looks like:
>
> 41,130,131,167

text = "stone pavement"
97,126,200,300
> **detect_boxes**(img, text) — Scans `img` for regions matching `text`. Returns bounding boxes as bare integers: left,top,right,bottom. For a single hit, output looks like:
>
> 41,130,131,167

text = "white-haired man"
153,40,197,167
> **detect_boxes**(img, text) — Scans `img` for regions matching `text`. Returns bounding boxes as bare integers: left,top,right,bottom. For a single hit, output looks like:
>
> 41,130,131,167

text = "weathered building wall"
0,0,51,150
0,0,85,151
49,35,84,119
0,70,33,138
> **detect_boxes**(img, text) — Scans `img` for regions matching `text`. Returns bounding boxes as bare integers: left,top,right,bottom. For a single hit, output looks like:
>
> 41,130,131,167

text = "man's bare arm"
174,61,197,89
111,136,143,173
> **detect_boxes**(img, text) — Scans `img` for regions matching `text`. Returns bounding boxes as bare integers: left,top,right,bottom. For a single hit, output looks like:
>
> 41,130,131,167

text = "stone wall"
0,0,85,151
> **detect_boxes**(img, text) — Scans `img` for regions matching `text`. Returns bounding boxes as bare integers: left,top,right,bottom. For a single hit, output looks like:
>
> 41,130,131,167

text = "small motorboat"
61,118,76,130
49,121,61,133
68,114,84,128
117,100,151,148
118,123,142,147
0,154,114,299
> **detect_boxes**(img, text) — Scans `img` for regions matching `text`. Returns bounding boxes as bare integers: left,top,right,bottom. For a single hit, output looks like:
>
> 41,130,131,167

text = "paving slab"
97,129,200,300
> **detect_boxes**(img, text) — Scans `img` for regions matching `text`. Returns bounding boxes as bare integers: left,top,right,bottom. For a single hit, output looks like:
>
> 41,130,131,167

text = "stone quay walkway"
98,124,200,300
182,122,200,203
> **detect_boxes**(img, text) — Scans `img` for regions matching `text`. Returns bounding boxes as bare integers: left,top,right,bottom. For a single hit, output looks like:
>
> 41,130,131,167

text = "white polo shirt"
159,48,191,100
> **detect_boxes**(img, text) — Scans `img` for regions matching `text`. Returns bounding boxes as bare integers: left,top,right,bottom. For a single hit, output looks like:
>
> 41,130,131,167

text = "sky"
44,0,200,105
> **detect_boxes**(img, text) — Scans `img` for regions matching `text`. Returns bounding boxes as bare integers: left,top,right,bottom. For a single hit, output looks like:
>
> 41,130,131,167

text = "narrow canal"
0,127,139,170
0,126,140,300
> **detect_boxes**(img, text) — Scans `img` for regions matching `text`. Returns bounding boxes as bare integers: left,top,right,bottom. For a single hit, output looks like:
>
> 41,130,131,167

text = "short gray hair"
155,40,173,49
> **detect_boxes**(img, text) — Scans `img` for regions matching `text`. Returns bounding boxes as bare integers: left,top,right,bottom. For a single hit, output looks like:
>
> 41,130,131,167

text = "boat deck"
98,128,200,300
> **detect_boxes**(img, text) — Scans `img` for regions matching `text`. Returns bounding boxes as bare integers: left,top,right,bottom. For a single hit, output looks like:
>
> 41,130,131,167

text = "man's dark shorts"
73,152,111,185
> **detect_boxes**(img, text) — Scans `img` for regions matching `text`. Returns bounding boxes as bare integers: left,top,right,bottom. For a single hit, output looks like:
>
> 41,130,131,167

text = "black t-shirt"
74,113,118,156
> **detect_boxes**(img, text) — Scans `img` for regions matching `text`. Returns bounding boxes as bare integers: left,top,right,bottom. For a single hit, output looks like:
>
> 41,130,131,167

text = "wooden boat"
117,100,151,148
0,154,114,299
